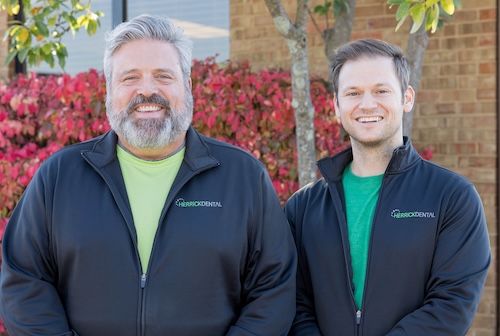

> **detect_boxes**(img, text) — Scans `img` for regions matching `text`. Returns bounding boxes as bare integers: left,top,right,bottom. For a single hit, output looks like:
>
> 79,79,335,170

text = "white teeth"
357,116,382,123
136,105,161,112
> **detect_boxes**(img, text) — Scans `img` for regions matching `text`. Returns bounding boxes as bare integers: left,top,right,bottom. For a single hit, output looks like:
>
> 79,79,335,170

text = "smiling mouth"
357,116,382,123
135,105,163,112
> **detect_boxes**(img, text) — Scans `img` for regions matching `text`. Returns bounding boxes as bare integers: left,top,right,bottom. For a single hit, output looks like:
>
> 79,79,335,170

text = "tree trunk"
264,0,317,187
404,25,428,137
324,0,357,64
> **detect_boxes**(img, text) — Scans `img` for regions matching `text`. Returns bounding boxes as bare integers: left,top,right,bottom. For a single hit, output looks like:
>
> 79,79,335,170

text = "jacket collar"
83,126,219,171
317,136,422,182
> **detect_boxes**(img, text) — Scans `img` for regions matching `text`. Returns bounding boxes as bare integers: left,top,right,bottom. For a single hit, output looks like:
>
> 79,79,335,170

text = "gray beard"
106,93,193,149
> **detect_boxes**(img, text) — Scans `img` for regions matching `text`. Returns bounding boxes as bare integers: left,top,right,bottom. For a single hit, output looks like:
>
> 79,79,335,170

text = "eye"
123,75,138,81
157,73,173,80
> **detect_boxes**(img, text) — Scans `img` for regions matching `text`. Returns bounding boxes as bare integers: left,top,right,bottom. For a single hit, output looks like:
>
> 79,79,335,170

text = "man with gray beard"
0,14,296,336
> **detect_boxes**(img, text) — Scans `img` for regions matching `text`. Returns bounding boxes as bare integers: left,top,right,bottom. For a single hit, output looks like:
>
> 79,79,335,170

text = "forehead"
111,39,182,75
338,56,399,89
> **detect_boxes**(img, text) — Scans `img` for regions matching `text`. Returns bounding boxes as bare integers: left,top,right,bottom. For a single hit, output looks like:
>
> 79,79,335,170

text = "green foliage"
1,0,103,70
388,0,461,34
313,0,350,24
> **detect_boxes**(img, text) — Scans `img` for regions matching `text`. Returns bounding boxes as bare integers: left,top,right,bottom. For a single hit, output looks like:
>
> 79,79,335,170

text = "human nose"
137,77,158,97
359,92,377,109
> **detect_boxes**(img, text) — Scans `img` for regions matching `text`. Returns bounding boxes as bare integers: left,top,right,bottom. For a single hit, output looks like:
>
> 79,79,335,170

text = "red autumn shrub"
0,69,109,238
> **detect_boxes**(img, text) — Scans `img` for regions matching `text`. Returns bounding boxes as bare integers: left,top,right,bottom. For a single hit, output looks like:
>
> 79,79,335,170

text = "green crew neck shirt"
342,163,383,309
117,145,185,273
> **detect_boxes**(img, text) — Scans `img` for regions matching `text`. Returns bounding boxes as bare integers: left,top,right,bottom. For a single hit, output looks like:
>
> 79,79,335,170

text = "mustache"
125,94,171,114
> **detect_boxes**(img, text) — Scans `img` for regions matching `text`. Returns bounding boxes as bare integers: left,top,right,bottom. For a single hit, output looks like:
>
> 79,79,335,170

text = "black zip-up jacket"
0,127,297,336
285,137,490,336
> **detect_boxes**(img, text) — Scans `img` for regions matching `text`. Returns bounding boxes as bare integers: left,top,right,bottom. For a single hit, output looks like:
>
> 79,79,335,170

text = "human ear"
332,96,339,117
403,86,415,113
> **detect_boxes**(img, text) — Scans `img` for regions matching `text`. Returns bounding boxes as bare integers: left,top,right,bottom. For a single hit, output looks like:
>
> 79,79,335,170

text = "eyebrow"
117,68,178,77
341,83,393,91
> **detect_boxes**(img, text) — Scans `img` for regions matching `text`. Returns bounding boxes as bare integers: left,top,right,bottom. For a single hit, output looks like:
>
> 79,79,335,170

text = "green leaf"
28,51,37,66
15,27,30,44
56,48,66,69
35,20,50,37
395,2,411,20
5,49,18,65
394,11,410,32
5,0,20,15
63,12,79,30
86,19,97,35
7,24,22,38
41,7,54,17
48,17,57,27
425,0,439,8
313,3,331,15
40,43,53,56
409,3,426,33
387,0,408,5
333,0,348,17
17,46,30,62
76,14,87,29
43,52,55,68
441,0,455,15
55,42,68,57
426,3,439,33
313,6,324,15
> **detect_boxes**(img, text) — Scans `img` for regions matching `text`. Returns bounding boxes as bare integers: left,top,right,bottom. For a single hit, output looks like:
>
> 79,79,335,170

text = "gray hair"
103,14,193,90
329,38,410,100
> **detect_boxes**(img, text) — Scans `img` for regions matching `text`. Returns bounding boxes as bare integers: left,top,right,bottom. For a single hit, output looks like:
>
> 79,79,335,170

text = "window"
127,0,229,63
27,0,229,75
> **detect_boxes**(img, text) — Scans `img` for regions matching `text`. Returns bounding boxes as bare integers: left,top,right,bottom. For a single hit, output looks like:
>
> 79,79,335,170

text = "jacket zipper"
140,273,147,336
356,310,362,335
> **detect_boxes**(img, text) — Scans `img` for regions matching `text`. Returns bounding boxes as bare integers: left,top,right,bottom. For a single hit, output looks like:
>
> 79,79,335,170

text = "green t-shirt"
117,145,185,273
342,163,383,309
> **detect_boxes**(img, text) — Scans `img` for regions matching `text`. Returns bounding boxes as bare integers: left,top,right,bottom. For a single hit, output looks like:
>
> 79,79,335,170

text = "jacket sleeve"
226,171,297,336
386,183,491,335
0,169,77,335
284,194,322,336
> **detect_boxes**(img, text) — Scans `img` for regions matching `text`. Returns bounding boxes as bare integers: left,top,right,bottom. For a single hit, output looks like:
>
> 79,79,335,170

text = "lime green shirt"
117,145,185,273
342,163,383,309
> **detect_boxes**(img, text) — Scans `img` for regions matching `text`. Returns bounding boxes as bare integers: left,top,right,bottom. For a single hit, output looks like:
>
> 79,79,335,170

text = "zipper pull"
141,274,147,288
356,310,361,325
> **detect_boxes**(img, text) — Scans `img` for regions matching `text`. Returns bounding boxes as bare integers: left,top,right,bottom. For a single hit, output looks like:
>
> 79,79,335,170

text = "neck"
349,139,403,177
117,134,186,161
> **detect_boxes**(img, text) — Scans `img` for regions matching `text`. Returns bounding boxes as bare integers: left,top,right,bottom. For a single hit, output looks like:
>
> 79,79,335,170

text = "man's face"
334,56,414,149
106,39,193,149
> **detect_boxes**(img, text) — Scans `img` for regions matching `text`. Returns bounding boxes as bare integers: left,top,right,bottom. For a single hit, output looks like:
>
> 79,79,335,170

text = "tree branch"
295,0,309,28
307,7,325,40
263,0,293,36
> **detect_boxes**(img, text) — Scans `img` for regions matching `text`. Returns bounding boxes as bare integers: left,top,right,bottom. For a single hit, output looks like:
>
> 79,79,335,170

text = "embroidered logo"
391,209,435,219
175,198,222,208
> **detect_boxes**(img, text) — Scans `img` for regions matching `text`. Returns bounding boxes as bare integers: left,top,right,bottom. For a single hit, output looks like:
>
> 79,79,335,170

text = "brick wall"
231,0,498,335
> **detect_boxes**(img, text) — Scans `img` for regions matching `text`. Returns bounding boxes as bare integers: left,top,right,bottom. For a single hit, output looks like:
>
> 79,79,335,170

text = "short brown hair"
329,38,410,100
